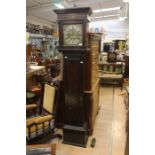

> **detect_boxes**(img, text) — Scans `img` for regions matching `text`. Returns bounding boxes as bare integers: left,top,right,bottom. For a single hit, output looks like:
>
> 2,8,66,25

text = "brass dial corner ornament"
63,24,83,46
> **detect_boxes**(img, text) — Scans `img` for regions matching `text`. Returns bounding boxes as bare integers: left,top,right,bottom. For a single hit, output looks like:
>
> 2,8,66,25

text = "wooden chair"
26,83,62,144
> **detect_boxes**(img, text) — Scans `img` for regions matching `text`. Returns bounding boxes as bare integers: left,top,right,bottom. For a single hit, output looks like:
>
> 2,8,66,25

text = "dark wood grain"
54,7,101,147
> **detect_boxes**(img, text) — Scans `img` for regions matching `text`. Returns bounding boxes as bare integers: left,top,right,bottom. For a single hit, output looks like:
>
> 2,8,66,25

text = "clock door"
63,53,85,126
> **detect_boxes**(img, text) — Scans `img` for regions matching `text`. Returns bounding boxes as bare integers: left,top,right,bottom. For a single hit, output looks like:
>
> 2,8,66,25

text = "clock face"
63,24,83,46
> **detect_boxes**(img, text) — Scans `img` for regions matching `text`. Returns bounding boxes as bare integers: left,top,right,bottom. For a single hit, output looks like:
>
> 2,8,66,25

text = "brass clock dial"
63,24,83,46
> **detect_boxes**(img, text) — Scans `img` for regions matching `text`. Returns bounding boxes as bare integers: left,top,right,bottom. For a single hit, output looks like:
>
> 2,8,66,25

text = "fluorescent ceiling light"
93,16,104,19
54,3,65,9
119,16,127,21
123,0,129,2
104,14,119,18
93,7,120,13
93,14,119,19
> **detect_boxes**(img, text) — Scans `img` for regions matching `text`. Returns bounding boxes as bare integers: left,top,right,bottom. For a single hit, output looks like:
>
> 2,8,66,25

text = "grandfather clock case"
54,7,100,147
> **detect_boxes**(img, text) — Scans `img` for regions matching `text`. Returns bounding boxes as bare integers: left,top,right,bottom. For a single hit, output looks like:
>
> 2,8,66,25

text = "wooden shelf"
99,61,123,65
29,33,54,39
98,70,121,74
99,61,124,87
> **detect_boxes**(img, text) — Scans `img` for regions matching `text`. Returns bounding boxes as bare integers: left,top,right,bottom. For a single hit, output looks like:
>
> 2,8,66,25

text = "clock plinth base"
63,125,88,147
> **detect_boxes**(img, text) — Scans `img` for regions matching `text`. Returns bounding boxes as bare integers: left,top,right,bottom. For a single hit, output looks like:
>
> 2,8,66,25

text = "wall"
89,19,129,40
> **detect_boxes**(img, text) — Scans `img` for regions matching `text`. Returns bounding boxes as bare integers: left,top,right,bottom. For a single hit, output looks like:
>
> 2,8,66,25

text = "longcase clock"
54,7,93,147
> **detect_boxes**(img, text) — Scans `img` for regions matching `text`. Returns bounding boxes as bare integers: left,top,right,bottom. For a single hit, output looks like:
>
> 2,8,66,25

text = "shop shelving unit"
29,33,54,39
98,61,125,88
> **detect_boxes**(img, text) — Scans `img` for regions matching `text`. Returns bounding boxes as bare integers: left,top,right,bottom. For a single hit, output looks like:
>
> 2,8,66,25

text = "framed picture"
108,52,117,63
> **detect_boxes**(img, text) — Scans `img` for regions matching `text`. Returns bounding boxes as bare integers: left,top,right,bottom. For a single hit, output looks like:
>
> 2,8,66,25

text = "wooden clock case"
54,7,100,147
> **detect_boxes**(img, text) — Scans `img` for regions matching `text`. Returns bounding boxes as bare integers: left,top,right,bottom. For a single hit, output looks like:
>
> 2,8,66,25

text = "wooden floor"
51,85,128,155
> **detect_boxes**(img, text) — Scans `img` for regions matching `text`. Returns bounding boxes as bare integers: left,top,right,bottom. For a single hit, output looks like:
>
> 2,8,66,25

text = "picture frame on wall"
107,52,117,63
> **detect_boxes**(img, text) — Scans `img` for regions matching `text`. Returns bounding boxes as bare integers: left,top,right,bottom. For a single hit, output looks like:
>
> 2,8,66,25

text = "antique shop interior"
26,0,129,155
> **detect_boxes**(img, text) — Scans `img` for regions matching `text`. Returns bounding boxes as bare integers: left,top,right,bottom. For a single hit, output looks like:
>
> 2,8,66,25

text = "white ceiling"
26,0,129,22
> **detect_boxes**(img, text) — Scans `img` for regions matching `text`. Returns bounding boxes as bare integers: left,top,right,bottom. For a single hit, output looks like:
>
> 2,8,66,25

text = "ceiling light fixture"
104,14,120,18
119,16,127,21
93,6,120,13
54,3,65,9
93,14,119,19
123,0,129,2
93,16,104,19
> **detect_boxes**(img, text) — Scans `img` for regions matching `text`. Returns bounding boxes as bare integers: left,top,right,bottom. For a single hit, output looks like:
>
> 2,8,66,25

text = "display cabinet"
84,33,101,135
99,61,125,88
